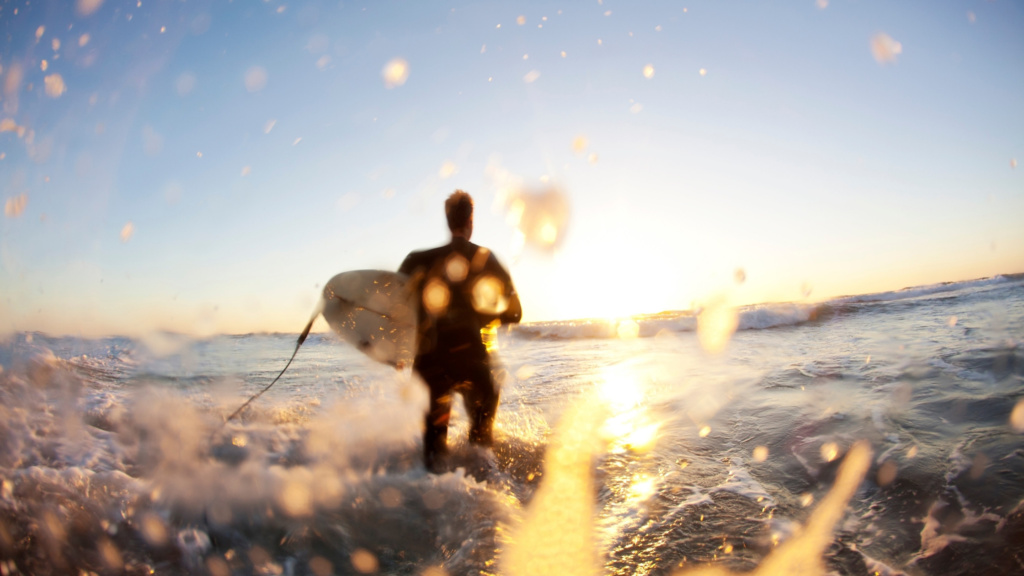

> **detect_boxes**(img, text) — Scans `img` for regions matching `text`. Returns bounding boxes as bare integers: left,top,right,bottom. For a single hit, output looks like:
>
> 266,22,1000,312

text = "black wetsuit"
399,237,521,470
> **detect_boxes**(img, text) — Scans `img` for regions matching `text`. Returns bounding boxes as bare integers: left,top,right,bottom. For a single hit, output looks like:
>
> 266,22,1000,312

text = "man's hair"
445,190,474,232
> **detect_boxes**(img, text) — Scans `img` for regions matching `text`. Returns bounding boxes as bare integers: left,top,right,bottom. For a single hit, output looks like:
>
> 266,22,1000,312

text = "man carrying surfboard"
399,190,522,472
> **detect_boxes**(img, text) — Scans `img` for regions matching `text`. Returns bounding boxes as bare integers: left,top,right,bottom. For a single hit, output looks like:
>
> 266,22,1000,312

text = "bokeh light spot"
424,278,451,316
5,194,27,218
699,425,711,438
752,445,769,462
245,66,268,92
1011,399,1024,433
877,460,897,486
120,222,135,243
524,70,540,83
870,33,903,64
438,160,458,179
44,74,66,98
642,64,654,79
572,136,588,154
382,58,409,88
351,549,379,574
820,442,839,462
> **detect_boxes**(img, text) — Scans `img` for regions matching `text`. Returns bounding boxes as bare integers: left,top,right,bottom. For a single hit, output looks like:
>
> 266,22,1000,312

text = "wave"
512,302,826,340
832,274,1019,305
511,273,1023,341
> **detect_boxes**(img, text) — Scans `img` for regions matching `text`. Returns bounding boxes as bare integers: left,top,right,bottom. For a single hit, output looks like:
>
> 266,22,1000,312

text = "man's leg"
419,366,454,472
462,363,499,447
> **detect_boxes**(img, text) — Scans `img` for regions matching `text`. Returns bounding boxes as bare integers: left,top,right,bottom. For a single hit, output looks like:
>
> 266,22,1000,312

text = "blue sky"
1,0,1022,335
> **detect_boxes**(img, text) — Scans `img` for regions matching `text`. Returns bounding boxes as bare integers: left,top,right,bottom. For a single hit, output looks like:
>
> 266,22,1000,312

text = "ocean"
0,274,1022,575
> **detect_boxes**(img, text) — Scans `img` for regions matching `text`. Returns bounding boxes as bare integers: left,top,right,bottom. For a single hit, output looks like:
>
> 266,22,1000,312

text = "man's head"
445,190,474,238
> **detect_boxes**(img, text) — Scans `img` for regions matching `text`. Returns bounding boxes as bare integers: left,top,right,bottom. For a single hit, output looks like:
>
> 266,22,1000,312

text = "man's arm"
500,288,522,324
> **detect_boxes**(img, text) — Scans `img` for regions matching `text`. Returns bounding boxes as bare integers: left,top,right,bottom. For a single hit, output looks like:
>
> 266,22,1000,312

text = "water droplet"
438,160,458,178
480,44,486,54
35,26,45,40
699,68,707,76
445,254,469,282
279,478,313,517
44,74,66,98
264,119,276,134
752,446,769,462
604,10,612,16
699,425,711,438
969,453,988,479
244,66,268,92
870,33,903,64
1011,158,1018,169
967,11,976,23
139,512,168,546
817,0,828,8
471,275,508,315
77,0,104,16
820,442,839,462
379,487,402,507
655,25,662,32
78,33,90,46
587,152,598,164
120,222,134,243
309,557,333,576
423,279,451,316
800,493,814,507
159,26,166,34
516,15,526,25
1010,399,1024,433
642,64,655,79
697,297,738,353
382,57,409,88
351,549,379,574
240,166,251,177
51,38,61,51
523,70,540,83
316,55,331,70
877,460,897,486
5,194,27,218
947,316,957,327
40,60,48,71
560,50,567,58
572,136,588,154
97,537,123,571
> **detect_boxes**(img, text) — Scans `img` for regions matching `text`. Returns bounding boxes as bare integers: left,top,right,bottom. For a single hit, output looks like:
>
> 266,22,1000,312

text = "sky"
1,0,1022,336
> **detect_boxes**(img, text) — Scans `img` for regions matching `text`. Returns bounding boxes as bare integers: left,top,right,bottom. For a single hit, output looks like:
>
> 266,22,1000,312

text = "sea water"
0,275,1021,575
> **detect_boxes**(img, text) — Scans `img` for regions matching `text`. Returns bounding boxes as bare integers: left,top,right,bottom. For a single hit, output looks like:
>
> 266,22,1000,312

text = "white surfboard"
320,270,418,367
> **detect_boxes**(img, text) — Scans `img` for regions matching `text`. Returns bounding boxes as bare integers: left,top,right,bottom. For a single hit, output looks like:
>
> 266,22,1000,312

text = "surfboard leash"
213,315,317,438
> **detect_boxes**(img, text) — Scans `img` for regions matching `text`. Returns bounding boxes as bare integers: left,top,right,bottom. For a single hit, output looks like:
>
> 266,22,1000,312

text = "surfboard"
320,270,418,367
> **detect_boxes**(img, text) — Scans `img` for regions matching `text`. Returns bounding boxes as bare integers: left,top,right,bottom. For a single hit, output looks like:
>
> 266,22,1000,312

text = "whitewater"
1,274,1022,575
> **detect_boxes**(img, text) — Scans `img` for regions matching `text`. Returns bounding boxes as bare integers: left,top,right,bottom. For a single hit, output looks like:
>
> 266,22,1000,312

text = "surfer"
399,190,522,472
